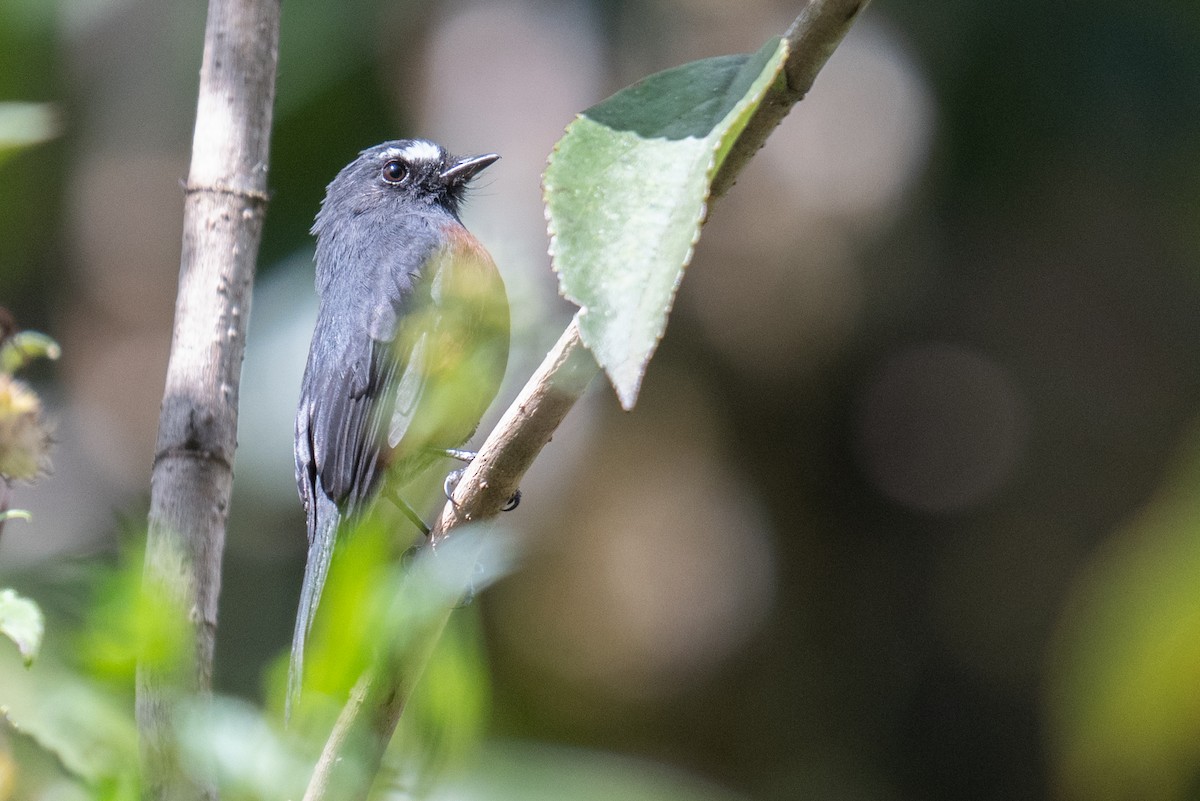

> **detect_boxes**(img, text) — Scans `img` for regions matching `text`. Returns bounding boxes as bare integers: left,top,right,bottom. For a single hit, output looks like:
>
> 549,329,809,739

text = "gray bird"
290,139,508,710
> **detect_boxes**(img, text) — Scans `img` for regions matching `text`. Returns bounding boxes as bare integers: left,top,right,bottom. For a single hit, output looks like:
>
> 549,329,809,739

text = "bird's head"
314,139,499,235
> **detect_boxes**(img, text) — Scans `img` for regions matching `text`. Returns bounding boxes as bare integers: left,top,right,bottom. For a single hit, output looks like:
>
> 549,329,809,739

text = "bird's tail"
286,491,340,720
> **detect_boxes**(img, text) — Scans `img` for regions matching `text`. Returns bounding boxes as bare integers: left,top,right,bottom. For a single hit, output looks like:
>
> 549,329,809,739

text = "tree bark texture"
136,0,280,798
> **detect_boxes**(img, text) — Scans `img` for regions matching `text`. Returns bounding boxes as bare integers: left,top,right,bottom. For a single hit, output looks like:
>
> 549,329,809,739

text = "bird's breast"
384,221,509,464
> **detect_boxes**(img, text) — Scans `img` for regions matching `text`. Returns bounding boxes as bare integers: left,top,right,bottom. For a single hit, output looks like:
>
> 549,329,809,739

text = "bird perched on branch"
289,139,509,710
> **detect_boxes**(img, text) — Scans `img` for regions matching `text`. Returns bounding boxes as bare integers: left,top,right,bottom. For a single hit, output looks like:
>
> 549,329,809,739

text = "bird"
289,139,509,712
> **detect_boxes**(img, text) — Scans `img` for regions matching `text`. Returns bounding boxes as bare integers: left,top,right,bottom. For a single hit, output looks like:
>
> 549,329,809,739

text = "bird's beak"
440,153,500,186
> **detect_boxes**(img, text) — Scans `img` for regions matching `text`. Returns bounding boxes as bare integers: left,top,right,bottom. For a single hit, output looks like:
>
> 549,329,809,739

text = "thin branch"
135,0,279,798
712,0,869,198
430,318,597,542
301,675,373,801
305,0,870,796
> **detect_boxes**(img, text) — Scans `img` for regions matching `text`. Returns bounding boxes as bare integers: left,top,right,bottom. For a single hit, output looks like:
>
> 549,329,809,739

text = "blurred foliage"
0,327,58,485
1048,425,1200,801
0,103,58,169
0,628,140,797
0,521,512,799
0,331,59,376
418,741,750,801
0,590,41,666
0,319,57,671
77,546,189,684
0,375,50,483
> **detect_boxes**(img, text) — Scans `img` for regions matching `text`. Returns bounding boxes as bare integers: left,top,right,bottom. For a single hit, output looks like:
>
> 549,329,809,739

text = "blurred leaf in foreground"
0,103,59,169
420,741,749,801
0,331,61,375
78,544,191,686
176,697,308,801
0,655,139,796
285,514,518,794
0,589,42,666
1048,424,1200,801
387,610,492,796
0,373,52,482
544,38,788,409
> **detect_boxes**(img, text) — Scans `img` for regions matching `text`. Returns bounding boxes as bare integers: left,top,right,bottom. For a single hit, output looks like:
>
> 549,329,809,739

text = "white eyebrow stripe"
385,140,443,163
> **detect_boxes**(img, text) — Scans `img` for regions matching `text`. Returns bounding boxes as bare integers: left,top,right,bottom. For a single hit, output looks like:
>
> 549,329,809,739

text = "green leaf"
0,662,139,788
0,330,61,374
544,38,788,409
0,588,43,666
0,102,59,168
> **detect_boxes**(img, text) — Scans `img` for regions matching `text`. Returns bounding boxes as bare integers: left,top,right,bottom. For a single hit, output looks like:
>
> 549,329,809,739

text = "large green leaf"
545,38,788,409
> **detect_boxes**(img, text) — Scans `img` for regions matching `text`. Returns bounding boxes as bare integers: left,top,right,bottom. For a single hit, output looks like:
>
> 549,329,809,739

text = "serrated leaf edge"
542,38,790,408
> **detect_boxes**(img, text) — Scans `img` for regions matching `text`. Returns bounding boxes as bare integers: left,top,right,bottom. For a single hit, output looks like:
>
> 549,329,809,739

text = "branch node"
182,181,271,204
151,440,234,471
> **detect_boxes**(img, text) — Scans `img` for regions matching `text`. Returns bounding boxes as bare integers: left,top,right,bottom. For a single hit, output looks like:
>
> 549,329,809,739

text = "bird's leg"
383,486,431,537
435,447,477,463
432,448,522,512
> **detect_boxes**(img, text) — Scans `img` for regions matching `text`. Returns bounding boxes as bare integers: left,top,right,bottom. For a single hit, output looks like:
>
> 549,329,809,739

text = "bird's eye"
381,160,409,184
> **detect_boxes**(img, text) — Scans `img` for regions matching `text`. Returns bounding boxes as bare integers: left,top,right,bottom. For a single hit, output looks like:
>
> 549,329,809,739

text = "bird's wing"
288,240,430,716
299,251,431,519
298,337,377,515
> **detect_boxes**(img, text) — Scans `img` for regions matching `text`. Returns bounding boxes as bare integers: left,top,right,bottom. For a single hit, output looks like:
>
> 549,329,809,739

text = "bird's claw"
501,489,521,511
443,468,521,513
443,468,465,503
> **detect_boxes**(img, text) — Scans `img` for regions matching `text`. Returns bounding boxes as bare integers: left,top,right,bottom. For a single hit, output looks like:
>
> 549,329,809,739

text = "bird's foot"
443,468,521,512
436,447,477,463
443,467,465,502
